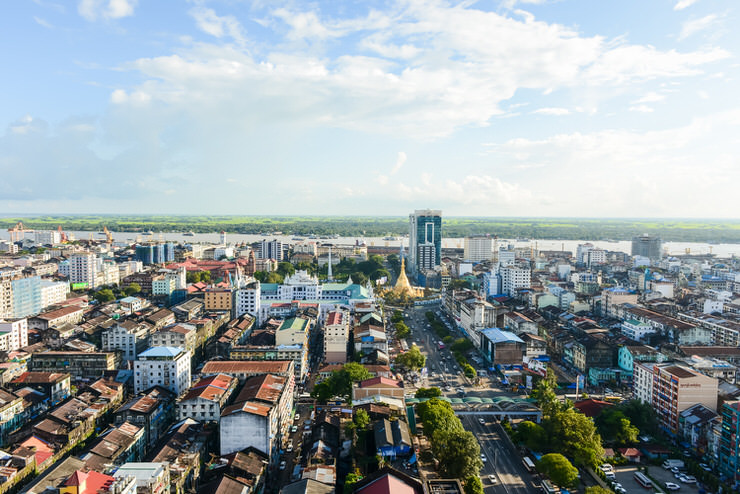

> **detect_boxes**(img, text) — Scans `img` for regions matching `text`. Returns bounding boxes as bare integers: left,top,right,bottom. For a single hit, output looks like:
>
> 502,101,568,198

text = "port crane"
7,222,33,243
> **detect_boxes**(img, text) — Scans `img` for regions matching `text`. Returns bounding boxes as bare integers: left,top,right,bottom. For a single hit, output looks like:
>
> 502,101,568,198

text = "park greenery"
417,398,483,481
186,270,211,284
311,363,372,403
517,371,604,468
585,487,612,494
6,215,740,242
123,283,141,296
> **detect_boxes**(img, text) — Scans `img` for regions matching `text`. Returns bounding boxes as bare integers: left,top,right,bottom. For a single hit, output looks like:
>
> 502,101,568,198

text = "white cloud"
679,14,720,41
390,151,406,175
33,16,53,28
674,0,700,10
189,7,246,45
78,0,137,21
533,107,571,115
629,105,654,113
633,91,666,104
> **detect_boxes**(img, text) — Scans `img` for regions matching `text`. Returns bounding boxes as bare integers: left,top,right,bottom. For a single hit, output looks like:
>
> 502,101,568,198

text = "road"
459,416,539,494
399,305,538,493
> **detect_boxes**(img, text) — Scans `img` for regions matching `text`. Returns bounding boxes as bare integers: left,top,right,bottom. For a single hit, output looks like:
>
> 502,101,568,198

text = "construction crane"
103,226,113,243
8,222,33,243
57,225,68,243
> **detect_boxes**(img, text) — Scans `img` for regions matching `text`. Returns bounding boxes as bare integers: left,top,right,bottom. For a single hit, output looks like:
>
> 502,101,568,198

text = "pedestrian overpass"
405,395,542,423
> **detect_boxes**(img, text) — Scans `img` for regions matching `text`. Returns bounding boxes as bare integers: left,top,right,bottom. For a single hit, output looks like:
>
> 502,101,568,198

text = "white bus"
522,456,536,473
541,480,559,494
633,471,653,488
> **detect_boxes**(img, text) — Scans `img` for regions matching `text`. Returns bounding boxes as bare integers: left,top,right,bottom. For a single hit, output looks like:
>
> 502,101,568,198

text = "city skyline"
2,0,739,217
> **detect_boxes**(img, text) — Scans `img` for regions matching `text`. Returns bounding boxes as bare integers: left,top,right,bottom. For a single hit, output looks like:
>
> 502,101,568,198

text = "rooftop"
138,346,186,359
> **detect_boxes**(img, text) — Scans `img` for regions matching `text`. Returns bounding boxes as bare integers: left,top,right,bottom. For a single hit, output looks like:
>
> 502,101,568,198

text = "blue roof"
139,346,185,358
480,328,524,344
120,296,139,303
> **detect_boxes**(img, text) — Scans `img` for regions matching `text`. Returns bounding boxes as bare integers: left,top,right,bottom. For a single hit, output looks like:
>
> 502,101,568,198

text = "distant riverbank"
2,215,740,243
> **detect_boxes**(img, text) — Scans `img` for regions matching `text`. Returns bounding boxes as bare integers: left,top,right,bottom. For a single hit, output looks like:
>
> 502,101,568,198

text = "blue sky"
1,0,738,217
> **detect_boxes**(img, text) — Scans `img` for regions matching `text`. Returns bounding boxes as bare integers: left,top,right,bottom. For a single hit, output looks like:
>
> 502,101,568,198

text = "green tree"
387,254,400,275
546,407,604,467
94,288,115,303
531,371,562,418
395,345,426,371
343,472,363,494
416,387,442,399
537,453,579,488
395,321,410,339
616,400,660,438
464,476,484,494
353,408,370,430
311,380,334,403
433,429,483,479
391,310,404,324
451,337,473,353
513,421,547,451
123,283,141,296
350,271,368,285
449,279,472,290
312,363,373,403
417,398,462,438
371,268,391,282
585,487,612,494
462,363,477,379
595,409,639,446
277,262,295,278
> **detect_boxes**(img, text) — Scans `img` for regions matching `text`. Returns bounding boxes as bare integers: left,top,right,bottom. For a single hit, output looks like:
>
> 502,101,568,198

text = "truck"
662,459,685,470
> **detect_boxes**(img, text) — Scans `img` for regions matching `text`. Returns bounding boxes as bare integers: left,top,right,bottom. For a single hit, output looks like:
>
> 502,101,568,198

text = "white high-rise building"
69,253,97,288
464,235,493,262
39,280,70,309
498,248,516,267
500,265,531,296
34,230,61,245
235,280,261,318
134,346,191,395
0,318,29,351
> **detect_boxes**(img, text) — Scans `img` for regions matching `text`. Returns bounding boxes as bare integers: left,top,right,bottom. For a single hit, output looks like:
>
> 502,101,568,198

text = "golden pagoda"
390,257,424,298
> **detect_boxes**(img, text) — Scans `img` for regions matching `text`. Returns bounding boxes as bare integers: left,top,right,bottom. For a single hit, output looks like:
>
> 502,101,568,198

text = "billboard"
71,282,88,290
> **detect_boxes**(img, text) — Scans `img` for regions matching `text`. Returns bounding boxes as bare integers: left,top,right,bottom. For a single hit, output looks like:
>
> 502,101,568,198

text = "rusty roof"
233,374,286,405
202,360,292,375
222,400,271,417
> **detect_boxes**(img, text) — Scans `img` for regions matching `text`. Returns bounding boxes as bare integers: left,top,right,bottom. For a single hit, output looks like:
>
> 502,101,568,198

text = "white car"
599,464,613,472
680,475,696,484
488,474,497,484
480,454,487,463
665,482,681,491
478,418,485,425
604,472,616,481
279,461,286,470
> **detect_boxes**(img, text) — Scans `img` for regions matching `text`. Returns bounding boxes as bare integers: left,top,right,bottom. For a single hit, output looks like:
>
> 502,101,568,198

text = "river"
2,230,738,258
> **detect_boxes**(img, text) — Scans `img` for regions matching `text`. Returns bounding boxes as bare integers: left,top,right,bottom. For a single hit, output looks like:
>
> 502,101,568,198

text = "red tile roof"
356,473,418,494
573,398,614,417
359,377,402,389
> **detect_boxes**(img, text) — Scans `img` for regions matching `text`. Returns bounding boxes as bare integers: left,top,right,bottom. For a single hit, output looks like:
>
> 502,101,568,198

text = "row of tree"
417,398,484,494
311,363,372,403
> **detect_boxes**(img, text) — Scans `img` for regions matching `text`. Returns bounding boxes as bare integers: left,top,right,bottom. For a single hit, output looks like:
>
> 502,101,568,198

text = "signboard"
71,282,88,290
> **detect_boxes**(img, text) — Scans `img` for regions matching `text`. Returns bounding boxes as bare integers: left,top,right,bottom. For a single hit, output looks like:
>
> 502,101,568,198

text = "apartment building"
635,362,718,434
463,235,493,262
0,318,29,351
134,347,191,396
177,373,238,423
69,253,97,289
323,309,349,364
102,320,153,361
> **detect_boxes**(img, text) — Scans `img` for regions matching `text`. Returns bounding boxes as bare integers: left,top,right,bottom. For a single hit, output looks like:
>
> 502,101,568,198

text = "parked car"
294,413,300,421
488,474,497,484
290,425,298,433
604,472,616,481
286,442,293,452
680,475,696,484
665,482,681,491
279,461,286,470
481,454,487,463
699,462,713,472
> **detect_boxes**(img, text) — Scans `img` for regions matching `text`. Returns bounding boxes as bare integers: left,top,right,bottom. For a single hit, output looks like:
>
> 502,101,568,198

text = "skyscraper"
409,209,442,272
631,234,662,260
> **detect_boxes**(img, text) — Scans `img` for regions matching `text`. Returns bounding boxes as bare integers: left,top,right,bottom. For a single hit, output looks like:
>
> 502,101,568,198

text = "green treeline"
2,215,740,242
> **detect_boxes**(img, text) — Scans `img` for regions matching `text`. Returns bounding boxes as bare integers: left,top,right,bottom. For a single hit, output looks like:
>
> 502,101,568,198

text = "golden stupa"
390,257,425,298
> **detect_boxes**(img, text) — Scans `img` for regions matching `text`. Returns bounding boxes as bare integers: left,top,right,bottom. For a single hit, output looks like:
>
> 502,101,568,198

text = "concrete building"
134,346,191,396
150,323,197,355
69,253,97,289
409,209,442,273
0,318,29,351
204,287,233,313
601,287,638,318
463,235,493,262
234,280,261,318
632,234,662,260
30,350,120,379
102,320,152,361
177,373,238,423
479,328,525,365
635,362,718,434
323,309,349,364
220,373,293,461
720,401,740,481
258,239,284,261
11,275,41,318
500,265,531,296
39,280,70,309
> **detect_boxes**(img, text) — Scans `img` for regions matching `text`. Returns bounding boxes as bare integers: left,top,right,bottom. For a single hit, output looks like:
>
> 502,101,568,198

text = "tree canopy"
464,476,484,494
513,421,547,451
415,387,442,399
277,262,295,278
93,288,115,303
432,428,483,480
537,453,579,488
310,363,372,403
123,283,141,296
186,270,211,283
417,398,462,439
595,409,639,446
395,344,426,371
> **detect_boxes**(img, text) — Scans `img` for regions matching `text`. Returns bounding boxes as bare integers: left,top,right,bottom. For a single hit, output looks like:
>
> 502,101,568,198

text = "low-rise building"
102,320,153,361
30,351,121,379
9,371,71,405
479,328,524,366
28,306,84,331
150,324,197,355
323,309,349,364
114,386,177,450
177,373,238,423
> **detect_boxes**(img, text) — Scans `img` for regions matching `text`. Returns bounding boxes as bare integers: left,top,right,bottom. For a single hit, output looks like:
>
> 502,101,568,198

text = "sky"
1,0,739,218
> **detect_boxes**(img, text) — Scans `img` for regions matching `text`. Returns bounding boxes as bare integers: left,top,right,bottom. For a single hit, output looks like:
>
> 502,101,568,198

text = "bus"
438,341,445,350
633,471,653,488
541,480,559,494
522,456,536,473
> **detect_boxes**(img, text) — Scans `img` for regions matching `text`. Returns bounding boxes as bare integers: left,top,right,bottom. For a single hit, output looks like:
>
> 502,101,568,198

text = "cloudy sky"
1,0,738,217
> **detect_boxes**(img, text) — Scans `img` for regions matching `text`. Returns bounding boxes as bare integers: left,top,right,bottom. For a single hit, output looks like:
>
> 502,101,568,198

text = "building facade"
408,209,442,272
134,347,192,396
